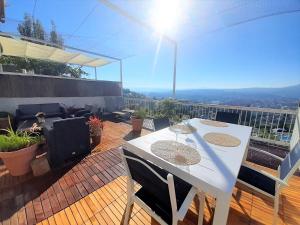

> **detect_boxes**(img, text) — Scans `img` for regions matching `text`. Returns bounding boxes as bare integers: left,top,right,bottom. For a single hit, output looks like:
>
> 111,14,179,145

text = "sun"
150,0,182,34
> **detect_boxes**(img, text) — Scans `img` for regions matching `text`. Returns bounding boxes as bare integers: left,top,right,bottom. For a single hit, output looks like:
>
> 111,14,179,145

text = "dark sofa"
16,103,66,130
43,117,90,168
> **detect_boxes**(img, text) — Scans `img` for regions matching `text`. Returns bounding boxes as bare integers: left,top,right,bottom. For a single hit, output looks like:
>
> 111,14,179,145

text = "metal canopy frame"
98,0,177,99
0,32,124,93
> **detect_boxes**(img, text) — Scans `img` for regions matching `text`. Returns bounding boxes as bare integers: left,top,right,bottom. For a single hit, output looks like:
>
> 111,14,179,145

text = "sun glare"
150,0,182,34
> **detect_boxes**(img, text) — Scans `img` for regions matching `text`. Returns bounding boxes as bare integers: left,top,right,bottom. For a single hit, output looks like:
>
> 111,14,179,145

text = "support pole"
94,67,97,80
120,60,123,96
173,42,177,99
99,0,177,98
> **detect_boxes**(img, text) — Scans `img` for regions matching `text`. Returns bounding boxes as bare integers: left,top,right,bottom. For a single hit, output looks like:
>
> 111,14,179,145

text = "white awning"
0,36,110,67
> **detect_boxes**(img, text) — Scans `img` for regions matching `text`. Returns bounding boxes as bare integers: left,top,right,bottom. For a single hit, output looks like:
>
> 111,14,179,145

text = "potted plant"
0,121,41,176
131,108,147,133
88,116,104,146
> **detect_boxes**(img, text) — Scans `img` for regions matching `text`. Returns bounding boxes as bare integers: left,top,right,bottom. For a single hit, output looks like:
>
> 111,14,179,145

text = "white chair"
121,148,205,225
237,141,300,225
238,105,300,224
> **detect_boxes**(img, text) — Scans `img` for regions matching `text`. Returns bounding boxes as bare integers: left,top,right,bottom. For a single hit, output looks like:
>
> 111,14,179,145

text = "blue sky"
1,0,300,90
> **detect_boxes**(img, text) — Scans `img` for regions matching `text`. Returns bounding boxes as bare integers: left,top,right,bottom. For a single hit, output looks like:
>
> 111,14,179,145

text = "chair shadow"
235,182,290,224
119,199,272,225
123,131,142,141
0,156,85,222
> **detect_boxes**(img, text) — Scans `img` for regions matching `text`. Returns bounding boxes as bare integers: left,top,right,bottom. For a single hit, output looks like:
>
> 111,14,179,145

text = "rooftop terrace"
0,121,299,225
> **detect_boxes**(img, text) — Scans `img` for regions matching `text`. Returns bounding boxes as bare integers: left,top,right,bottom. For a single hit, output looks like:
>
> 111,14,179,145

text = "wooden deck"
0,121,300,225
92,121,151,153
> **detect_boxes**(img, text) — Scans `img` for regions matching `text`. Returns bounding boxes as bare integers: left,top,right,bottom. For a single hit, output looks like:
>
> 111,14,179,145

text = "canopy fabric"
0,36,110,67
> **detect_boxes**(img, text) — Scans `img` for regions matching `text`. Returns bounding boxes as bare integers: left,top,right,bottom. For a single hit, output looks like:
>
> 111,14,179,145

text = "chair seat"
136,185,192,225
238,165,276,196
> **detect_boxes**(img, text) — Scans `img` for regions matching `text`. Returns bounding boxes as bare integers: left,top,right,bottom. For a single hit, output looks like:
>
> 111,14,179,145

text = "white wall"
0,96,109,114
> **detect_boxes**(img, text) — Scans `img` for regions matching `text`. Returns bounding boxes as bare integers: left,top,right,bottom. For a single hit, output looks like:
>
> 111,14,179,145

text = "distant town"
124,84,300,109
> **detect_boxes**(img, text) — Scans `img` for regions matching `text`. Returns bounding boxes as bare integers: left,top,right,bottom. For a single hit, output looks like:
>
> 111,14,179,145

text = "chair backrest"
122,149,172,207
216,111,239,124
121,149,192,211
153,117,170,131
280,141,300,181
53,117,90,155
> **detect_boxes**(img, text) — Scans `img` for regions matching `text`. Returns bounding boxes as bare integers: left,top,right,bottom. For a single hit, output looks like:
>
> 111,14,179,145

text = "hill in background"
132,84,300,109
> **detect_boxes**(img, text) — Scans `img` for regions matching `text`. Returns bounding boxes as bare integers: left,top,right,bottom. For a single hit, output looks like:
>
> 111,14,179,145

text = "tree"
50,21,63,47
32,19,45,40
2,14,87,78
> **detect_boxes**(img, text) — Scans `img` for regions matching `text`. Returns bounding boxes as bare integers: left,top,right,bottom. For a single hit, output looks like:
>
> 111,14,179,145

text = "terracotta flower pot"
0,144,38,176
91,135,101,146
131,117,144,133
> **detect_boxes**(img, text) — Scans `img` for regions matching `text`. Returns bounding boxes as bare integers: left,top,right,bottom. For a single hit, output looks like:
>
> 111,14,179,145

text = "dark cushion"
40,103,61,114
18,104,41,116
45,112,63,118
74,109,91,117
16,119,37,131
238,165,276,196
123,149,192,224
216,111,239,124
46,117,90,168
136,187,172,224
17,115,37,121
153,118,170,131
280,142,300,180
17,103,63,120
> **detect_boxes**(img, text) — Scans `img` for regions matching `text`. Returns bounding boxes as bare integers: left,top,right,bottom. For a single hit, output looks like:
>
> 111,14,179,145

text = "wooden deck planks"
1,121,300,225
36,173,300,225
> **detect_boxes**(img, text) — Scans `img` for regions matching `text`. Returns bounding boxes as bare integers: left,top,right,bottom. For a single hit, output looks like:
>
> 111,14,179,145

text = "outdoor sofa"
16,103,66,131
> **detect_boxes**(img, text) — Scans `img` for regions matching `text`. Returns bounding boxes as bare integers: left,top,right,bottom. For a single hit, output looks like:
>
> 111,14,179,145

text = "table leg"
243,139,251,163
212,194,231,225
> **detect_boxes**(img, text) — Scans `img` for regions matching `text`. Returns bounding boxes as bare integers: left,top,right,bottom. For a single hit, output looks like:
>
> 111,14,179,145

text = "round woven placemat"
200,120,228,127
151,140,201,165
203,132,241,147
169,124,197,134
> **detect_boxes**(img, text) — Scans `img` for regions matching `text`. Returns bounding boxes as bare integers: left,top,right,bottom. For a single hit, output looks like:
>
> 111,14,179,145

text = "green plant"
132,108,147,119
88,116,104,136
0,120,41,152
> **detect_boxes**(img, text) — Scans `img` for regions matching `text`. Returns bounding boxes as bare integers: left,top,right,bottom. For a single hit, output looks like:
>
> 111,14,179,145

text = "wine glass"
182,114,190,126
173,127,181,142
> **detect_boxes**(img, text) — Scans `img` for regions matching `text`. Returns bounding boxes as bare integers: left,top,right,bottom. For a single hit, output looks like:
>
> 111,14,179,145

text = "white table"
124,118,252,225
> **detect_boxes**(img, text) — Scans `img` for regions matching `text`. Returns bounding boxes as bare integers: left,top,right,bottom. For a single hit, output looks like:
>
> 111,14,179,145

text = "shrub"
88,116,103,136
0,125,41,152
132,108,147,119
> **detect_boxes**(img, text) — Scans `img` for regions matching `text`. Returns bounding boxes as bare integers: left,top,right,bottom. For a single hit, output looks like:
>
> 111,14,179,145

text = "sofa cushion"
40,103,61,115
18,104,41,116
17,119,37,132
45,112,63,118
18,115,37,121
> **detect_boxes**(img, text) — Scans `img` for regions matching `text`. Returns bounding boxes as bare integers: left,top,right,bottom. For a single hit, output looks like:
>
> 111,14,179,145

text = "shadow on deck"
0,121,299,225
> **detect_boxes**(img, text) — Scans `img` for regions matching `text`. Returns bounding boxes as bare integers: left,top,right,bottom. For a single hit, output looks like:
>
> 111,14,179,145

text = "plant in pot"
88,116,104,146
131,108,147,133
0,121,41,176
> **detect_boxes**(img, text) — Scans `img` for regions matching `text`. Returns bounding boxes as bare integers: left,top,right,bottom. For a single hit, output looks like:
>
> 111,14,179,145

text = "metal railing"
124,97,297,146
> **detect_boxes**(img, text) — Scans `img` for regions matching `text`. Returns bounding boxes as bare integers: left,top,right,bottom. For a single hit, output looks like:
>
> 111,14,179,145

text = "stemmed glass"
170,119,181,142
173,127,181,142
182,114,190,126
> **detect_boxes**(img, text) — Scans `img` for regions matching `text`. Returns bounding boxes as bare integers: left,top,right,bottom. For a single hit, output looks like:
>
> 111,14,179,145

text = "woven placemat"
169,124,197,134
203,132,241,147
151,140,201,165
200,120,228,127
